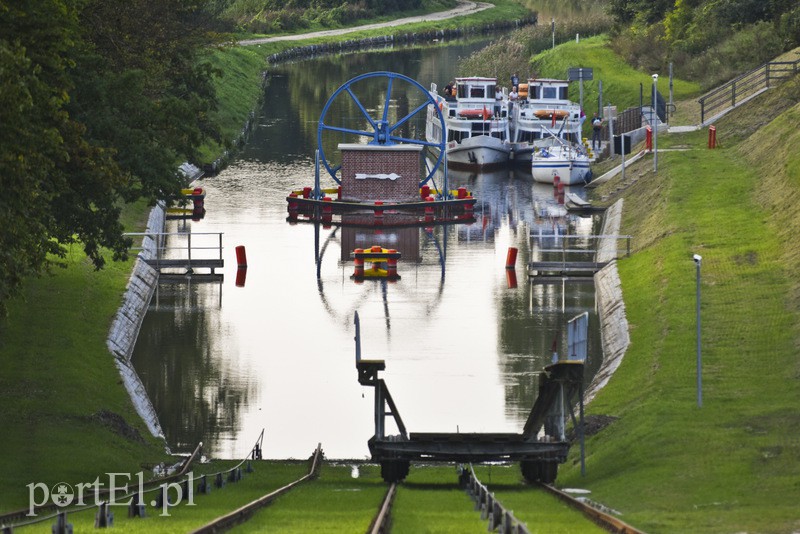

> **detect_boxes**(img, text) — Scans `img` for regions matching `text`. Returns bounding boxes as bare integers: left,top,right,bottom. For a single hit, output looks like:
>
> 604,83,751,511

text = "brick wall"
340,144,422,202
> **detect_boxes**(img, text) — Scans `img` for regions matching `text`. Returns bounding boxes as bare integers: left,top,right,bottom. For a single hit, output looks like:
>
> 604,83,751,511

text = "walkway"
238,1,494,46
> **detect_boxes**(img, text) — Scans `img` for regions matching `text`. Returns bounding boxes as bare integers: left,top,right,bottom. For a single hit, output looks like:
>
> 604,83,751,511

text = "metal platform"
353,311,587,483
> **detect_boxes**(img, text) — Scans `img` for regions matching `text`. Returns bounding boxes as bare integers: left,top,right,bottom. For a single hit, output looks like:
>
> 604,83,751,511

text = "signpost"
568,67,593,113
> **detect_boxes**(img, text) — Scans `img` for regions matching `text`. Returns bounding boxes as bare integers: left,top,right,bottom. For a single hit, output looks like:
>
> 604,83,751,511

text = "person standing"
511,73,519,89
494,86,503,118
444,80,455,100
591,113,603,150
508,86,519,116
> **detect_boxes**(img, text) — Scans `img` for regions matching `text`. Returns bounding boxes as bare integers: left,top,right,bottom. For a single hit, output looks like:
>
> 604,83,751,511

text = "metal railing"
530,233,632,262
460,466,530,533
126,232,223,263
699,58,800,123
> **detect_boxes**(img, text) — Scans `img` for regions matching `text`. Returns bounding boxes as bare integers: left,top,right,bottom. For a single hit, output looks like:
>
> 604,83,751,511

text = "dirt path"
238,0,494,46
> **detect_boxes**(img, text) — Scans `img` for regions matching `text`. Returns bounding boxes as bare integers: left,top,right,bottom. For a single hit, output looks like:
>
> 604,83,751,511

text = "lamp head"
652,74,659,80
693,254,702,263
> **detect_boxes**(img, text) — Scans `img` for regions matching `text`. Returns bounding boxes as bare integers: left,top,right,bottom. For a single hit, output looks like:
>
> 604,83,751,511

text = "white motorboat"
510,79,584,165
426,77,511,169
531,132,592,185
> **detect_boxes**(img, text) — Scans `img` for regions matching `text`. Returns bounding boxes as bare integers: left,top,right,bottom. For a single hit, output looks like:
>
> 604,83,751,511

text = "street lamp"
693,253,702,407
652,74,659,172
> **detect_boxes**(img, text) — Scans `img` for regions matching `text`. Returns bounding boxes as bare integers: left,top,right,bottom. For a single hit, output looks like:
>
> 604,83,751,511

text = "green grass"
391,466,487,533
0,208,170,513
469,465,605,533
556,80,800,533
233,463,387,533
19,461,310,532
532,35,702,110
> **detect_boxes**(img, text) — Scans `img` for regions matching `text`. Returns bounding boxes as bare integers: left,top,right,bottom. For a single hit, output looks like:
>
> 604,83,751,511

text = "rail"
367,483,397,534
189,442,323,533
538,483,645,534
698,58,800,124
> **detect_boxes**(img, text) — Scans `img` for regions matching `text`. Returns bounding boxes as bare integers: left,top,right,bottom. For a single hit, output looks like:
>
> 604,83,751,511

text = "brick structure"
340,144,422,203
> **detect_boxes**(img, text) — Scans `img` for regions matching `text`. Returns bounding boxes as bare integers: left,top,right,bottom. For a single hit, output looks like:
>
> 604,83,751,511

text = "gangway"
354,311,588,483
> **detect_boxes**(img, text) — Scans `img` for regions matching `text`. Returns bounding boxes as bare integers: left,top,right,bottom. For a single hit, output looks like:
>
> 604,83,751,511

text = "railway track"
2,444,643,533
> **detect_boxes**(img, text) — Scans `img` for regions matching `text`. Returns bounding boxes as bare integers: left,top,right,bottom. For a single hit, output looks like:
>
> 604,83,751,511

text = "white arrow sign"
355,173,401,181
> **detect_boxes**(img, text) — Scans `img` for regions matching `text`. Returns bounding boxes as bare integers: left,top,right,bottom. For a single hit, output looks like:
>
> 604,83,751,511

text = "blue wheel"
317,71,446,186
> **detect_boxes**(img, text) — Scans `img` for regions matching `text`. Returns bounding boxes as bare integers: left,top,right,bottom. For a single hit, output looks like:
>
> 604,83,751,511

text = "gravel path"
238,0,494,46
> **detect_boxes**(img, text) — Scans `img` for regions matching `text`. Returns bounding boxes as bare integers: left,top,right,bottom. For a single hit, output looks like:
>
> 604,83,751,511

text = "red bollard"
302,186,312,199
457,187,467,199
645,126,653,151
505,247,518,269
374,200,384,219
708,125,717,149
235,245,247,268
420,185,430,199
322,196,332,214
337,186,342,200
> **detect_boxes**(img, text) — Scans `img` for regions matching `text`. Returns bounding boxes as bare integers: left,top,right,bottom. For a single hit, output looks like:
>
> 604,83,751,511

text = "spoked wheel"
316,71,446,186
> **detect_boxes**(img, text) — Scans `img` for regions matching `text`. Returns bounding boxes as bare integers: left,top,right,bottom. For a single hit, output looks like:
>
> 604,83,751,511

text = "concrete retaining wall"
106,202,166,439
586,199,630,404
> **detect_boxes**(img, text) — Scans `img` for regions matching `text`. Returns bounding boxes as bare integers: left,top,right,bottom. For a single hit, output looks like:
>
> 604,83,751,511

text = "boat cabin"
526,78,571,103
455,77,498,101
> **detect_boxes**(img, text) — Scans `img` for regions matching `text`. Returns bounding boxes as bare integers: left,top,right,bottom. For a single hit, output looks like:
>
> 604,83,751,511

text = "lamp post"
693,254,702,407
652,74,659,172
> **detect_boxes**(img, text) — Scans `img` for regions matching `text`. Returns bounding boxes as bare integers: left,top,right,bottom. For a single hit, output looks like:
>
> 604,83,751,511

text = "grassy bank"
0,202,169,513
553,79,800,533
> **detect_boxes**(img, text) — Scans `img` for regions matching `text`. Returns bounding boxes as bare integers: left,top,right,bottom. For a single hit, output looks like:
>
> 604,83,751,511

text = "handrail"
698,58,799,123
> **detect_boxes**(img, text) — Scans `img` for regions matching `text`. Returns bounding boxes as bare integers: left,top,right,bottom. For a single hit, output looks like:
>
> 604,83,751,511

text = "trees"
0,0,222,315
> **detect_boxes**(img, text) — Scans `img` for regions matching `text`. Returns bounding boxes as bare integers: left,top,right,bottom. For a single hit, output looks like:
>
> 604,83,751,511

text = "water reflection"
132,39,605,459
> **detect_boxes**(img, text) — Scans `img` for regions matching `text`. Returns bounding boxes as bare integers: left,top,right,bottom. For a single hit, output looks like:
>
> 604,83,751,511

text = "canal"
131,36,605,460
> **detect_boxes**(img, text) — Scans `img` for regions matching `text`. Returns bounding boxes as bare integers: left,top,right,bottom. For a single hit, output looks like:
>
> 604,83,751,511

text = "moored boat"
510,79,584,165
426,77,511,169
531,133,592,185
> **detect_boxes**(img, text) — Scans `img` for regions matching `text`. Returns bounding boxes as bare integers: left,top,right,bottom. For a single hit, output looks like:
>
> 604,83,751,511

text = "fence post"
765,63,770,88
188,233,192,264
627,236,631,257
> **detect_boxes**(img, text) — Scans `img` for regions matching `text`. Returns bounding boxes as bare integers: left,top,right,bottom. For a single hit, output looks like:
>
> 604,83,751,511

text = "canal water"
132,37,604,460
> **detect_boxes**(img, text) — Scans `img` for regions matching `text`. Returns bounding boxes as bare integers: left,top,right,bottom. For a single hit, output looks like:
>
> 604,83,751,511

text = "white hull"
426,77,511,170
445,135,511,168
531,154,592,185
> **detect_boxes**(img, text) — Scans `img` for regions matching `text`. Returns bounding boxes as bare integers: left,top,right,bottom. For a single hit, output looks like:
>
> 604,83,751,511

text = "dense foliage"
211,0,437,33
0,0,224,315
605,0,800,87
